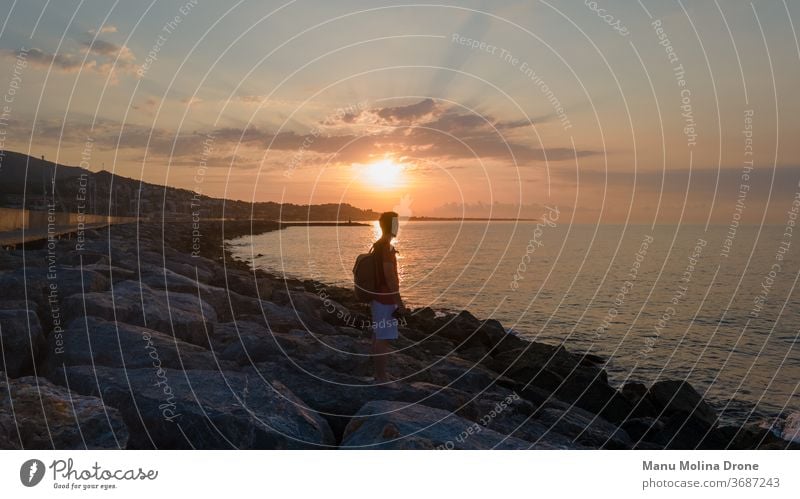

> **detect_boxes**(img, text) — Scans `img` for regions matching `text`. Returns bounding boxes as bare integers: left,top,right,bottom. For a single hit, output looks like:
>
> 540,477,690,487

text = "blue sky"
0,0,798,222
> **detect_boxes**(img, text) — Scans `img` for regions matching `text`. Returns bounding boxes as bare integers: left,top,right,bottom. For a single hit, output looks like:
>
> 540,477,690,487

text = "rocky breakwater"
0,220,797,450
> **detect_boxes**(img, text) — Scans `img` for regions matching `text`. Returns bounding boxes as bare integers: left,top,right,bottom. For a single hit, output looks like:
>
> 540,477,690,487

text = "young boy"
370,211,406,382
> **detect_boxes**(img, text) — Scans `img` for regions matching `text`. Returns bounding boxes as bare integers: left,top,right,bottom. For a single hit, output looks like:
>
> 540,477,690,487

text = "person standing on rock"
371,211,406,383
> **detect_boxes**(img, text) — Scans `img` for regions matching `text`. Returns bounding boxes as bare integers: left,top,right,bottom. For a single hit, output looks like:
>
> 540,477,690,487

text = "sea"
227,221,800,436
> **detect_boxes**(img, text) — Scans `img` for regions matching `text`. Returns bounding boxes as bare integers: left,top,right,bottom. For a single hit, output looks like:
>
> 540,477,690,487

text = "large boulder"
45,317,229,373
535,406,633,449
57,249,109,267
79,263,137,281
621,417,664,444
0,308,45,377
218,326,313,366
486,344,632,423
53,366,335,449
465,388,586,449
415,310,525,352
646,380,718,427
716,423,800,450
427,356,515,394
138,267,262,321
210,268,262,297
248,361,483,440
620,381,659,418
163,253,217,284
209,320,271,349
63,280,218,347
341,400,538,449
399,322,460,356
0,251,23,271
0,266,109,314
487,343,607,385
272,289,326,318
241,300,338,336
0,373,128,449
273,287,363,329
648,410,726,449
776,412,800,445
219,325,359,369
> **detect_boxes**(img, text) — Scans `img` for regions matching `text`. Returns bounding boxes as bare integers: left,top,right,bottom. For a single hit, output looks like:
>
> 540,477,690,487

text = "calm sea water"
228,221,800,427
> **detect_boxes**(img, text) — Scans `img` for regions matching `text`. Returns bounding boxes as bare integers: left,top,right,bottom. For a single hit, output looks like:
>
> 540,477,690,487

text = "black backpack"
352,242,387,303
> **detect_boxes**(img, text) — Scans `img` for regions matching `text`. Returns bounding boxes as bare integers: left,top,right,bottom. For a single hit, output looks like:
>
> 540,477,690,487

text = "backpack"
353,242,385,303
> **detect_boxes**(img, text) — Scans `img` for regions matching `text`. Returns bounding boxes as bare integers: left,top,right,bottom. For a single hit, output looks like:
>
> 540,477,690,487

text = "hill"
0,150,378,221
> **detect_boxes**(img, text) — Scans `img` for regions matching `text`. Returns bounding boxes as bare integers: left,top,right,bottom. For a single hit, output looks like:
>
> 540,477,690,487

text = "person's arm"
382,250,405,310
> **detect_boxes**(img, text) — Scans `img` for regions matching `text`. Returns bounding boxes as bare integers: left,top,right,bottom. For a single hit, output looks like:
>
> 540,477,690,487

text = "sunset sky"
1,0,798,223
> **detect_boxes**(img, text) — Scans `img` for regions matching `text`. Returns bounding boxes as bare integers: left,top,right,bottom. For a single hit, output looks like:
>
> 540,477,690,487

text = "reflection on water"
228,221,800,425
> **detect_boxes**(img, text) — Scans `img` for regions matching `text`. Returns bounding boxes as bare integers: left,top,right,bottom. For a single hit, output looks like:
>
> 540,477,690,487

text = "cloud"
311,98,596,162
181,96,203,106
82,39,118,56
375,98,439,123
18,47,83,71
0,36,137,83
81,39,135,64
426,113,488,133
17,94,597,169
235,94,264,103
88,25,118,35
132,97,159,111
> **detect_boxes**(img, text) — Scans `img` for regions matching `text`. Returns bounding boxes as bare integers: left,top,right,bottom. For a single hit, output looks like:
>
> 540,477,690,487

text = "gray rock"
621,381,659,418
244,300,337,335
46,317,228,373
408,334,458,357
219,330,288,366
248,360,499,440
0,251,22,271
536,406,633,449
427,356,514,394
622,417,663,443
0,266,109,313
139,267,263,321
219,324,357,368
209,320,274,349
486,344,632,423
255,277,274,300
80,263,137,281
212,268,258,297
405,309,528,355
0,373,128,449
57,250,109,267
0,308,45,377
472,390,586,449
647,380,718,427
53,366,335,449
488,342,608,385
167,260,215,284
654,410,727,449
63,280,218,347
341,400,539,449
716,424,800,450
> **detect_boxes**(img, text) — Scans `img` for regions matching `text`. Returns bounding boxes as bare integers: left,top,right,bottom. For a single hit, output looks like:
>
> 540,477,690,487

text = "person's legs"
372,337,390,381
370,300,398,382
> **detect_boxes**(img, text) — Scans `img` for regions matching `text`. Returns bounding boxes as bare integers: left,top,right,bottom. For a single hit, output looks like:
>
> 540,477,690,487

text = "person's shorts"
370,300,399,340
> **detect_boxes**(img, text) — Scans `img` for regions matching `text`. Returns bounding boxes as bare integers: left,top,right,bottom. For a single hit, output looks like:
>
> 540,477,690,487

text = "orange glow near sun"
361,158,405,189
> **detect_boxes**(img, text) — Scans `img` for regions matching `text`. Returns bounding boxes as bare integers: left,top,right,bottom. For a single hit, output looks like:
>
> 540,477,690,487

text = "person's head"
379,211,399,238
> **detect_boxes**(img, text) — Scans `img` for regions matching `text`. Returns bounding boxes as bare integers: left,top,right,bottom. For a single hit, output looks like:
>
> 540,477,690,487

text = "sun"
362,158,404,189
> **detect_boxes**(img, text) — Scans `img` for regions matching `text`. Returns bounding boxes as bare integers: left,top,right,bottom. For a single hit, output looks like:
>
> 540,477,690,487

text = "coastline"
0,219,797,449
